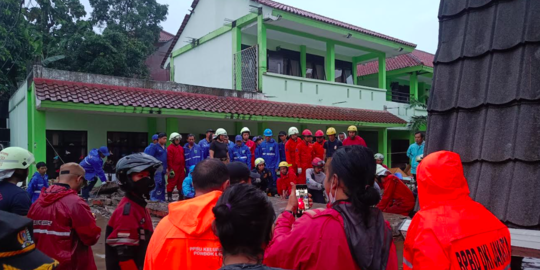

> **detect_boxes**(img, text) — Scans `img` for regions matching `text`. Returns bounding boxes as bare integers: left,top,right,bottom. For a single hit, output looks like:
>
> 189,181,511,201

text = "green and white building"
9,0,433,177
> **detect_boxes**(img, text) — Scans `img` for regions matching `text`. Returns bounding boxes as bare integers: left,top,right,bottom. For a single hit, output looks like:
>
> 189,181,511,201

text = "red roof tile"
357,50,434,77
34,78,406,124
254,0,415,48
162,0,416,68
159,30,175,42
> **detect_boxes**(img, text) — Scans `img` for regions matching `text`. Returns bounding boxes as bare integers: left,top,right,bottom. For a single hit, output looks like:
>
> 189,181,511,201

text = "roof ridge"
407,51,424,65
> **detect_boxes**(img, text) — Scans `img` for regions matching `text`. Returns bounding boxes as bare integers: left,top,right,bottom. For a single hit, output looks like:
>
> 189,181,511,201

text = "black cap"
0,210,58,269
279,131,287,136
157,132,167,139
206,129,214,133
227,162,251,185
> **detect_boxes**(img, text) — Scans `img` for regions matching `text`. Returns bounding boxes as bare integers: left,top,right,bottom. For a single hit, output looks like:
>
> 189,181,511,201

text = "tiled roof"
34,78,406,125
159,30,175,42
427,0,540,228
254,0,416,48
356,50,434,77
162,0,416,68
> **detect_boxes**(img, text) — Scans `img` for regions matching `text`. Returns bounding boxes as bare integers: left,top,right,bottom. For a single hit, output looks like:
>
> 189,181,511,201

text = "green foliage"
407,97,428,132
0,0,168,95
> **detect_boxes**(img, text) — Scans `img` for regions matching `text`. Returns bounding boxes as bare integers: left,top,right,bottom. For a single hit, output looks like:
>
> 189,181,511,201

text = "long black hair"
329,145,381,221
212,184,276,262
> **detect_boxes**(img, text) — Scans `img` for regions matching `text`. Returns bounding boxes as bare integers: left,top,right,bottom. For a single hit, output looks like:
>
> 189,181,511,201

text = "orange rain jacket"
404,151,511,270
143,191,223,270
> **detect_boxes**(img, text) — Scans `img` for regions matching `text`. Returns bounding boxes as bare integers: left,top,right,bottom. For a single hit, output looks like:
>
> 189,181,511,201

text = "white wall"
172,0,252,53
174,31,233,88
8,81,28,149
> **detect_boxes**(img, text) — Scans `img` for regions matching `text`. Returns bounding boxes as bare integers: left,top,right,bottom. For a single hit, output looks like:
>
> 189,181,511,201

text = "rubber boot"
167,192,173,202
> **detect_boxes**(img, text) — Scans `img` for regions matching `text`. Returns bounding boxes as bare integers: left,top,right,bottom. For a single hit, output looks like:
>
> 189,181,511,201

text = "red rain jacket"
277,168,297,196
28,184,101,270
285,138,299,170
264,207,397,270
167,143,185,178
295,141,314,168
245,139,256,168
343,136,367,147
313,140,325,160
377,174,415,216
404,151,511,270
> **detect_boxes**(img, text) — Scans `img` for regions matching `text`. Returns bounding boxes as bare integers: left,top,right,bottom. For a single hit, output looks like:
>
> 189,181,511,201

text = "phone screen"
295,184,310,216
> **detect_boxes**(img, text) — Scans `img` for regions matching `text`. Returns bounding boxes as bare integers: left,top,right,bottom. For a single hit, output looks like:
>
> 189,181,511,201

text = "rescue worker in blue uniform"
80,146,110,200
229,135,252,169
278,131,287,162
183,134,202,170
106,153,162,270
144,133,167,202
198,129,214,160
27,162,49,203
144,134,158,153
255,129,280,185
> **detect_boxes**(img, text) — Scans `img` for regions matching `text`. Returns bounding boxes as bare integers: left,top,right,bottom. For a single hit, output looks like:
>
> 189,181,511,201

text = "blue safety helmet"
263,129,273,137
98,146,110,157
235,135,243,142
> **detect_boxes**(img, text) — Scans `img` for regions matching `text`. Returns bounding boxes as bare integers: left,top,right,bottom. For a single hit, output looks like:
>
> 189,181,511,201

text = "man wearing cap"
145,134,159,153
145,133,168,202
0,210,59,269
0,147,34,215
80,145,111,201
278,131,287,163
28,163,101,270
229,135,252,169
199,129,214,160
255,129,280,187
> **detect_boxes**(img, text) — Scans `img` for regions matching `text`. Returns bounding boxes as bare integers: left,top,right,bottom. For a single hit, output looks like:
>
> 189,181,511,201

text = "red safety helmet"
302,129,313,136
312,157,325,167
315,130,324,137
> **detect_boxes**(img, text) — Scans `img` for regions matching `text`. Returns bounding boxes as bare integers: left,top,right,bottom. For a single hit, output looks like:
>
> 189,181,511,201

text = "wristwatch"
282,210,294,216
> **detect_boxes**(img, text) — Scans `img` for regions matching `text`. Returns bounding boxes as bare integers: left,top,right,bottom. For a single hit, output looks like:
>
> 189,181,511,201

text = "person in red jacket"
241,127,257,168
28,163,101,270
276,161,296,198
295,129,314,185
106,153,162,270
264,146,397,270
403,151,511,270
167,132,186,202
312,130,325,160
342,126,367,147
375,165,415,216
285,127,300,174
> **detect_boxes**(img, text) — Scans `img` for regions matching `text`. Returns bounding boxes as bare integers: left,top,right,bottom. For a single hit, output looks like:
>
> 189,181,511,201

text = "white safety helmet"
240,127,250,134
374,153,384,161
169,132,182,141
375,164,389,176
0,147,35,170
215,128,227,136
288,127,299,136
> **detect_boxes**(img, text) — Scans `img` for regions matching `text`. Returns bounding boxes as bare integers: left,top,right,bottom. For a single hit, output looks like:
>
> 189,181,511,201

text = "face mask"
327,176,338,204
133,177,155,199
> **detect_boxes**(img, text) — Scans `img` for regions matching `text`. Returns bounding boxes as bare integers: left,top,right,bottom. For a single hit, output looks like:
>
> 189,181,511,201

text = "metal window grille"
233,45,258,91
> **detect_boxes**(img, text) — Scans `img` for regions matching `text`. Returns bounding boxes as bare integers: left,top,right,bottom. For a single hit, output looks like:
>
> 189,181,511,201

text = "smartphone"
295,184,310,217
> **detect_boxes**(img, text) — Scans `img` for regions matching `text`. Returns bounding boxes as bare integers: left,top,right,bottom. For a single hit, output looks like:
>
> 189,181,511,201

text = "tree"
0,0,38,95
407,98,427,132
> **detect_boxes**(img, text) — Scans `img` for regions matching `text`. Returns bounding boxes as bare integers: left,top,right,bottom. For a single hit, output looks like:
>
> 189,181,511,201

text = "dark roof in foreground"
34,78,406,125
426,0,540,228
356,50,434,77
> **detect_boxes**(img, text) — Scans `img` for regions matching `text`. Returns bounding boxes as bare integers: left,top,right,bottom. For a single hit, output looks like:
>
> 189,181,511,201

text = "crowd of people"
0,125,513,270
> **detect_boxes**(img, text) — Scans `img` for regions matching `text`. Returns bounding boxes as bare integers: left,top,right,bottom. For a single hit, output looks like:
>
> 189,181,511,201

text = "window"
267,48,301,77
106,132,148,167
46,131,88,179
335,60,354,85
306,54,325,80
390,82,411,103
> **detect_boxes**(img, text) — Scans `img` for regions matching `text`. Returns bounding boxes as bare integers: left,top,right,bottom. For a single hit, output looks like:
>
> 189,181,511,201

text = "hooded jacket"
256,139,280,169
181,165,196,199
28,184,101,270
377,174,415,216
403,151,511,270
264,203,397,270
144,191,223,270
27,172,49,203
229,138,252,169
80,149,107,182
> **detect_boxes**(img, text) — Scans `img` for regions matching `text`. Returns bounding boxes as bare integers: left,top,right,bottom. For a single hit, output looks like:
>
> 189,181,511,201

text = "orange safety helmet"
302,129,313,136
315,130,324,137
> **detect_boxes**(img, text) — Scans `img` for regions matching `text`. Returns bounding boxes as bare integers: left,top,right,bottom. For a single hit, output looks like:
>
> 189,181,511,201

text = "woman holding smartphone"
264,145,398,270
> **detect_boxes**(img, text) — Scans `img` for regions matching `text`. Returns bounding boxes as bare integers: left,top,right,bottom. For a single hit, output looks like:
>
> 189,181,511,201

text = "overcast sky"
78,0,440,53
